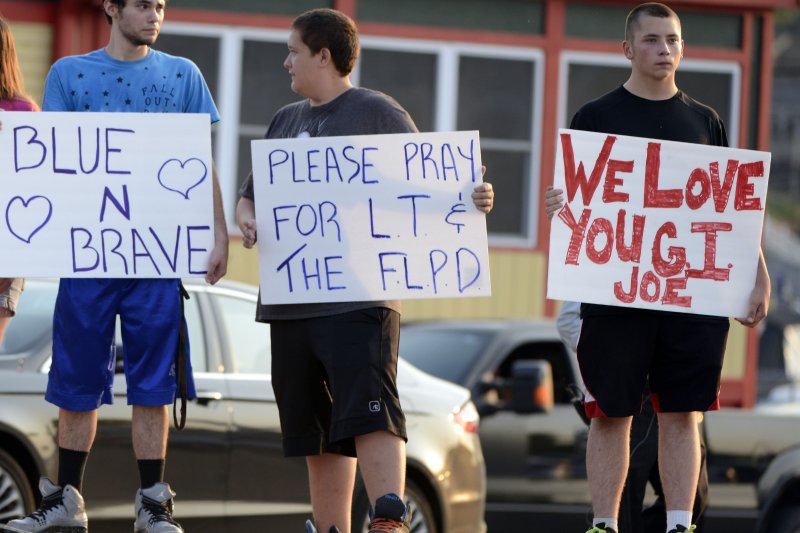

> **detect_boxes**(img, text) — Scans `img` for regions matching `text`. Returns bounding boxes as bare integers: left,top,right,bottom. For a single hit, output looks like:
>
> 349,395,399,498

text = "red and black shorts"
577,311,729,418
270,307,407,457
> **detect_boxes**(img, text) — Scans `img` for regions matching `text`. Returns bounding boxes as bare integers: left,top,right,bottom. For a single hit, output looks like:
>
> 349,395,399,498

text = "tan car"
0,279,486,533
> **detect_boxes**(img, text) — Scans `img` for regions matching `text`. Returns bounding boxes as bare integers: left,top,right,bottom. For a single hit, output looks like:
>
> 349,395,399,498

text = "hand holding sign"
470,168,493,213
544,186,564,220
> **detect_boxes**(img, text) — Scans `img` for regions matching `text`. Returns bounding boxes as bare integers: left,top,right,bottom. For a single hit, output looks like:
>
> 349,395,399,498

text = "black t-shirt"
569,86,729,319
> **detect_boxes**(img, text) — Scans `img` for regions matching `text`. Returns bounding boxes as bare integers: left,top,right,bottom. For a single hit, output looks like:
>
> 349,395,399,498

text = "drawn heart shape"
157,158,208,200
5,195,53,244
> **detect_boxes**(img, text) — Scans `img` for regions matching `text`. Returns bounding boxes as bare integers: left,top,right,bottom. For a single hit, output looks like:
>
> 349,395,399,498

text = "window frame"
558,51,742,147
160,23,546,247
358,35,546,247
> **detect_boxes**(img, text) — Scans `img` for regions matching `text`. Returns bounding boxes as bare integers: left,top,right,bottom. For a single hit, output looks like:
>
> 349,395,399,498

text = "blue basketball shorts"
46,278,195,411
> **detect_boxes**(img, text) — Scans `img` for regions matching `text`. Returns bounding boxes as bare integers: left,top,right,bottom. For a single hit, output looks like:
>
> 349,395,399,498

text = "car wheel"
772,506,800,533
353,478,438,533
0,448,35,523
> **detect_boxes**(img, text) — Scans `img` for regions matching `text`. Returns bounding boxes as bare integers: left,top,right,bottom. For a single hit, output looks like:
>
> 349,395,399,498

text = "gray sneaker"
3,477,87,533
133,482,183,533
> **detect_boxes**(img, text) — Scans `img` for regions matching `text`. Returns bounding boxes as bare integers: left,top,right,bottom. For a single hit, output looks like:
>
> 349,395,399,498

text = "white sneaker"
133,482,183,533
3,477,87,533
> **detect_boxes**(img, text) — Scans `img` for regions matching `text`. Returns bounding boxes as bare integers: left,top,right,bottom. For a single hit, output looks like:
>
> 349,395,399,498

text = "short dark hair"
625,2,681,42
292,8,359,76
104,0,124,24
104,0,168,25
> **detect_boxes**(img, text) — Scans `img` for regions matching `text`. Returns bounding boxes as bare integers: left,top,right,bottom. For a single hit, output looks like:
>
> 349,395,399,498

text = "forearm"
236,197,255,228
756,247,770,293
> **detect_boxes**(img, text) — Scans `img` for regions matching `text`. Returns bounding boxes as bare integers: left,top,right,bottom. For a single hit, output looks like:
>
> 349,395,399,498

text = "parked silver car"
0,279,486,533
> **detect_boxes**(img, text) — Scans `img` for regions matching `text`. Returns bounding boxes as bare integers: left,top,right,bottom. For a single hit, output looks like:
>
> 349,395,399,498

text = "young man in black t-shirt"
546,3,770,533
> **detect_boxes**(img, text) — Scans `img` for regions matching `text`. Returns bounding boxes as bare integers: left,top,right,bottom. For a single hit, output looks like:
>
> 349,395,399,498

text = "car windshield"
399,326,494,383
0,280,58,355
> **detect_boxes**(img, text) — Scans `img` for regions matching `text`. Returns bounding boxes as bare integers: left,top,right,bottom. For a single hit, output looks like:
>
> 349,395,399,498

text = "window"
399,326,494,383
565,3,743,48
458,55,536,237
359,49,437,133
237,39,299,193
156,34,220,99
215,294,271,374
357,38,544,246
560,52,740,146
559,52,741,146
158,24,545,247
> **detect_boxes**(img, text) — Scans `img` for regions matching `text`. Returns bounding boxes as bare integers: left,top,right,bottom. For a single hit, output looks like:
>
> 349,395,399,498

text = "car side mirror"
509,360,554,414
474,381,501,417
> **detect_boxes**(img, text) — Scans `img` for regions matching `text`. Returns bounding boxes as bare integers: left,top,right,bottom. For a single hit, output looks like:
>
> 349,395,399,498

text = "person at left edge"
2,1,228,533
0,15,39,348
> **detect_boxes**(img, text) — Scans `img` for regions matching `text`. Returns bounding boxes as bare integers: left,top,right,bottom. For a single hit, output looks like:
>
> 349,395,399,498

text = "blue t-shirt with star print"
43,47,219,122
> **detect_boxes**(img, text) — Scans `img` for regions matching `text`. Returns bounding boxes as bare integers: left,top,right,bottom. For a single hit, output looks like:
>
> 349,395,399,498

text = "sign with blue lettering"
0,112,214,277
251,130,491,304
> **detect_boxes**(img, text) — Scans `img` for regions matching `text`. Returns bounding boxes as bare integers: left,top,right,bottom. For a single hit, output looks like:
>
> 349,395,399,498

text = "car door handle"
194,391,223,406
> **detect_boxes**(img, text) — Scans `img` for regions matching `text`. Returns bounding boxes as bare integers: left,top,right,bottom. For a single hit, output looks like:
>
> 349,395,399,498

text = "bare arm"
205,162,229,285
736,246,770,327
236,197,258,249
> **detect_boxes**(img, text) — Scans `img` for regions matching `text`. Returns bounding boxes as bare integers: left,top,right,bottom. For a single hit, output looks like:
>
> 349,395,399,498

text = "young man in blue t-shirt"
4,1,227,532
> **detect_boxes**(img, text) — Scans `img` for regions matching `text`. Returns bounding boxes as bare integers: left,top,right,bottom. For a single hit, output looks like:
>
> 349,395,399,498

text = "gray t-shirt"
240,87,418,321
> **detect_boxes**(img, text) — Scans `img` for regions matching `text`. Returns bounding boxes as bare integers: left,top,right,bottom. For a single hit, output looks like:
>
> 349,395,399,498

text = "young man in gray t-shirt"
236,8,493,533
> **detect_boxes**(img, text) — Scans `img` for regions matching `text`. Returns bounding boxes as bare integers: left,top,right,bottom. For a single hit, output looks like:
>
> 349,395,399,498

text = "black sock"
58,447,89,492
137,459,165,489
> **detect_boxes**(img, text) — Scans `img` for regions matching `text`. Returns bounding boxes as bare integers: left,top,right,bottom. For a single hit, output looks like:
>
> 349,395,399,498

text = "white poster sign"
547,128,770,318
251,130,491,304
0,112,214,278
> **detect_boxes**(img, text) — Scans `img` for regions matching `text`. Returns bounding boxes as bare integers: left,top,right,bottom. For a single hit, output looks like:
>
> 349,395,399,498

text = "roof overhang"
674,0,800,8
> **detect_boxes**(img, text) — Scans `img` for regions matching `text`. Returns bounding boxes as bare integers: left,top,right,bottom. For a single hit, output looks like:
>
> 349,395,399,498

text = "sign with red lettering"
547,128,770,318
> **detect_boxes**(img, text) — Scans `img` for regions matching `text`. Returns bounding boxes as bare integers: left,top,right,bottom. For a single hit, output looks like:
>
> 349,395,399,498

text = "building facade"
3,0,798,406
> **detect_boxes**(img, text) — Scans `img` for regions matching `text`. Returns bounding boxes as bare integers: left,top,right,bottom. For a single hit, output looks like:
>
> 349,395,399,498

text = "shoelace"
141,496,180,526
368,517,406,532
29,492,64,525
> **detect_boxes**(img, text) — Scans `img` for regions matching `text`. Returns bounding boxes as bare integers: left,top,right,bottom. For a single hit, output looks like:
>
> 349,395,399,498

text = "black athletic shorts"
577,311,729,417
270,307,407,457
